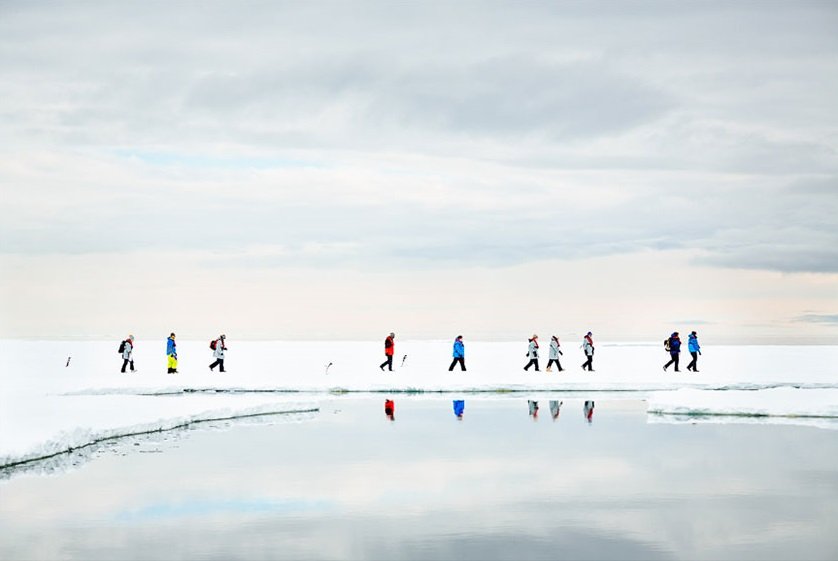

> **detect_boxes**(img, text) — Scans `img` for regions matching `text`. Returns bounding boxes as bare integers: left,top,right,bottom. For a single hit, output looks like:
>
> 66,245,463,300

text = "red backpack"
210,339,217,350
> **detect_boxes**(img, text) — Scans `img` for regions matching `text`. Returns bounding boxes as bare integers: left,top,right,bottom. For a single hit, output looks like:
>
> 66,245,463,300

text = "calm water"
1,397,837,560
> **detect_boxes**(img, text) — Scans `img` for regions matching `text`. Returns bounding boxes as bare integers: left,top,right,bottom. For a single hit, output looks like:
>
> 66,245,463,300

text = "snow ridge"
0,404,318,472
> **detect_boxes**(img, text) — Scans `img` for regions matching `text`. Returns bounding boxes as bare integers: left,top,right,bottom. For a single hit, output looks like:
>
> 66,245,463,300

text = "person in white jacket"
546,335,564,372
209,334,227,372
523,334,540,371
580,332,595,372
120,335,135,373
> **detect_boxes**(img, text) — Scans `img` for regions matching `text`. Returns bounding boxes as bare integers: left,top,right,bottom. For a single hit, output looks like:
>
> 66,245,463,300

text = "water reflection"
453,400,465,420
549,400,562,421
3,398,838,561
384,399,395,421
528,400,539,421
584,401,595,423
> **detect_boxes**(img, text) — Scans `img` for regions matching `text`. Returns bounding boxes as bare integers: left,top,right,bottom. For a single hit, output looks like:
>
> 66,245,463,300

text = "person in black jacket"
663,332,682,372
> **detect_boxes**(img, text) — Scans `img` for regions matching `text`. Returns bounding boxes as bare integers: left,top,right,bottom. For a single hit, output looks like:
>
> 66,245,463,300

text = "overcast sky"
1,1,836,342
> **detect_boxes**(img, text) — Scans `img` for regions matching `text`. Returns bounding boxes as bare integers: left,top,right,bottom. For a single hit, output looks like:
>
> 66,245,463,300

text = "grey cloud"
1,1,838,274
2,172,836,275
795,314,838,325
368,58,673,140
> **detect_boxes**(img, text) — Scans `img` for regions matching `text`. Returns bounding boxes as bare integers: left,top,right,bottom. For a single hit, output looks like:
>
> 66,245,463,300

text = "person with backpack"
663,332,682,372
166,332,178,374
209,334,227,372
686,331,701,372
119,335,135,373
523,334,540,371
546,335,564,372
448,335,466,371
379,332,395,371
580,332,595,371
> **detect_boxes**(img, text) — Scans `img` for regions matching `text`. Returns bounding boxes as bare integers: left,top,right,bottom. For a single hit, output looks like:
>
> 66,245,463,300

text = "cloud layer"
1,1,837,339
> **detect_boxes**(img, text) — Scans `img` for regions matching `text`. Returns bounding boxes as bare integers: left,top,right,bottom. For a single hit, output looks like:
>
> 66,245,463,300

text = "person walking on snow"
686,331,701,372
449,335,466,371
209,334,227,372
166,333,178,374
663,332,682,372
580,332,595,371
524,334,540,371
120,335,135,373
546,335,564,372
380,332,395,371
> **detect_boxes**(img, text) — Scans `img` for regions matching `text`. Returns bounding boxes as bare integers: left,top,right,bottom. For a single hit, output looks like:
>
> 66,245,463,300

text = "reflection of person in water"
384,399,395,421
549,400,562,420
584,400,595,423
528,400,539,420
453,400,465,419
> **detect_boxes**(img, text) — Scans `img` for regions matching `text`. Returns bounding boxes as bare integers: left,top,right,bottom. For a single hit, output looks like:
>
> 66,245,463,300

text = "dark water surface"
1,397,837,560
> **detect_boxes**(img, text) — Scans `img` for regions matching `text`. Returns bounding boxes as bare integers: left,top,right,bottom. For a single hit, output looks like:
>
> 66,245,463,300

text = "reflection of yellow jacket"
167,355,178,369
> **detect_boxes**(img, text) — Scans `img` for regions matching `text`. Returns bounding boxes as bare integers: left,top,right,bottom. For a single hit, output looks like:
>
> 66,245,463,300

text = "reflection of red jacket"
384,400,395,415
384,336,394,356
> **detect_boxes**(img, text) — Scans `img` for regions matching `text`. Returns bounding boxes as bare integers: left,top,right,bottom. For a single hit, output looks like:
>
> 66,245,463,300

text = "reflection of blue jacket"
166,337,177,357
453,400,465,417
688,335,700,353
453,339,464,358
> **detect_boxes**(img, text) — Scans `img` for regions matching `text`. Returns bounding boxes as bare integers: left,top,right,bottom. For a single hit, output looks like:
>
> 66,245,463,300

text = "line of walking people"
117,332,228,374
116,330,701,374
521,332,596,372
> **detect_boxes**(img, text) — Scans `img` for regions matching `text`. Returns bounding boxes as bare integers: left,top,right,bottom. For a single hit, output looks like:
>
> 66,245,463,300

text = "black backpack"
118,340,126,354
664,338,671,352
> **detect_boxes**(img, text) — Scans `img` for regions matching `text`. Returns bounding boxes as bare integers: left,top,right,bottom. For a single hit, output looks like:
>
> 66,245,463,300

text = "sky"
0,1,836,343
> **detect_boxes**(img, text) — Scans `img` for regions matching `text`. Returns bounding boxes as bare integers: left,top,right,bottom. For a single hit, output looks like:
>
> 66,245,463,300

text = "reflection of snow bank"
647,388,838,429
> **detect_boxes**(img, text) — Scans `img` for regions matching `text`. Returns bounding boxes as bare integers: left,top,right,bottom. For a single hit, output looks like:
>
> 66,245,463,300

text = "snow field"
1,340,836,469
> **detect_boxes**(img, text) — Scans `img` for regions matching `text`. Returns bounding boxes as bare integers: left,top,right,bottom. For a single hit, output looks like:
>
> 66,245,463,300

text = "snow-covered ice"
1,340,837,469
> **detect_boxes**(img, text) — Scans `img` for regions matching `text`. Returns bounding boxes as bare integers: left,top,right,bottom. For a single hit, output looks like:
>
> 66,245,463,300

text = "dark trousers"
210,358,226,372
547,358,563,371
582,355,593,371
121,359,134,372
664,352,680,371
687,351,698,371
380,355,393,371
449,357,466,371
524,359,540,371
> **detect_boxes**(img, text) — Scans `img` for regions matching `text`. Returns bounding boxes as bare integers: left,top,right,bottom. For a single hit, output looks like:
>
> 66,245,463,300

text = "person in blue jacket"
448,335,466,371
663,332,681,372
686,331,702,372
166,332,178,374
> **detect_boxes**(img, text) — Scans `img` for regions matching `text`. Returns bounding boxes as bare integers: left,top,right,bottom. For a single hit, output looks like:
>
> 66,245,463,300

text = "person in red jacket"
379,332,395,371
384,399,395,421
